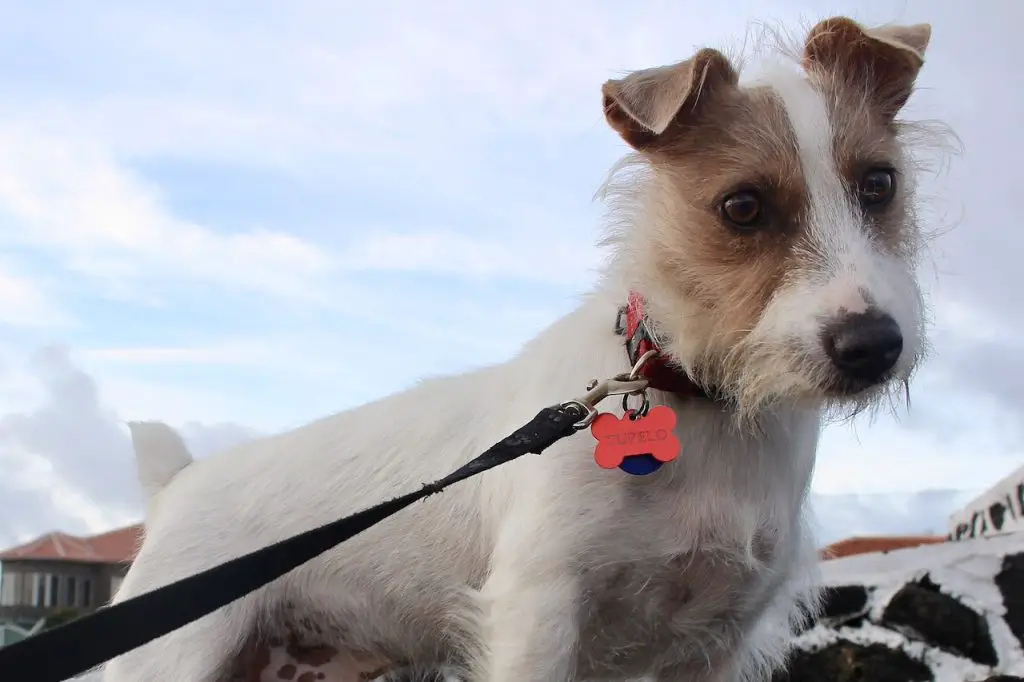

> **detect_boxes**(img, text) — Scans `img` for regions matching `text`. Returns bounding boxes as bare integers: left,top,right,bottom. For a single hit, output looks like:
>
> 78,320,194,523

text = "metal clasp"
562,349,659,429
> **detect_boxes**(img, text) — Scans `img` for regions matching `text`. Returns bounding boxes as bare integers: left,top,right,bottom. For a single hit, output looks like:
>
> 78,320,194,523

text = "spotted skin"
231,640,447,682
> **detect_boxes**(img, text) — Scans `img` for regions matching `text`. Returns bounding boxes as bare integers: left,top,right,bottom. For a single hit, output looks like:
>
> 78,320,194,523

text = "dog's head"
601,17,951,420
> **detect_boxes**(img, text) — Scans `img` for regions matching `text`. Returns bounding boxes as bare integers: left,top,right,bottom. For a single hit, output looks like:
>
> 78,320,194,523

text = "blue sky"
1,0,1022,546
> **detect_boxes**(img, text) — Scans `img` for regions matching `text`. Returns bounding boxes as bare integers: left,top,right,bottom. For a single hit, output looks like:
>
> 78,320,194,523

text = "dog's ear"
603,48,738,150
803,16,931,120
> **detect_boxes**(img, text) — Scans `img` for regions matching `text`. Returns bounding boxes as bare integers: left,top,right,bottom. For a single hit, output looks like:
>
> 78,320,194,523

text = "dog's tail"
127,421,194,502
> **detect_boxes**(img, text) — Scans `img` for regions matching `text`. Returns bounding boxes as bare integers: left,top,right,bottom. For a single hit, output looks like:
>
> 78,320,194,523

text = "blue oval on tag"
618,454,664,476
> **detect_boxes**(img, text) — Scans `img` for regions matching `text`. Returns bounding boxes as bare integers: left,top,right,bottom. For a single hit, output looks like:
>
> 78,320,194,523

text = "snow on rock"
778,532,1024,682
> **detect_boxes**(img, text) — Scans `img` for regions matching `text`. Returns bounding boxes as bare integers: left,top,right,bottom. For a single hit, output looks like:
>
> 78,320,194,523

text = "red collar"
616,292,711,400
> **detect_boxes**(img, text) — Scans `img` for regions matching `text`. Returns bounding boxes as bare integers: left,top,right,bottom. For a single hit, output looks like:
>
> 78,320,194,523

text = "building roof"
820,534,948,561
0,524,143,565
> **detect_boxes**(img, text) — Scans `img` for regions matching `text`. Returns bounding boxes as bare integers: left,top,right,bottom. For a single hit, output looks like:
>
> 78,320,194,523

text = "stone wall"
780,533,1024,681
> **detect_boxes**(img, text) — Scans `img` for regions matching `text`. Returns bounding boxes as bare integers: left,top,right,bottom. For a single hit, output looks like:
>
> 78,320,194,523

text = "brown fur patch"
603,48,739,149
232,638,396,682
357,666,392,681
285,641,338,667
235,639,274,681
804,17,929,119
629,82,811,381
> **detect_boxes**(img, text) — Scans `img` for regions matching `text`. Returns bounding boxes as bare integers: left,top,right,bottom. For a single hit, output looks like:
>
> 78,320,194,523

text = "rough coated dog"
103,16,954,682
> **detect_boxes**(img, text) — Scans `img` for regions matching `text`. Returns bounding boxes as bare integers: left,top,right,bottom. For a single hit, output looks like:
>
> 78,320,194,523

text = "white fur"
100,31,942,682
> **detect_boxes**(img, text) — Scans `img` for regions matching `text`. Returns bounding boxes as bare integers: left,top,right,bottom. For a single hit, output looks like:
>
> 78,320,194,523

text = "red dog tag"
590,405,681,470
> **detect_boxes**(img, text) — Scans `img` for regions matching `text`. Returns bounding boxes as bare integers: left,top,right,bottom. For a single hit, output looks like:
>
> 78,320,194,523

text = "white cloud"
338,229,605,286
814,361,1024,496
809,489,982,545
0,261,70,328
0,125,336,303
0,346,260,546
0,121,601,313
80,345,266,367
815,422,1024,497
0,2,748,164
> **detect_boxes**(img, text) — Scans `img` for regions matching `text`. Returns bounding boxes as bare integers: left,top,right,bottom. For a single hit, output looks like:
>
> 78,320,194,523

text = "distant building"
0,524,142,632
949,463,1024,541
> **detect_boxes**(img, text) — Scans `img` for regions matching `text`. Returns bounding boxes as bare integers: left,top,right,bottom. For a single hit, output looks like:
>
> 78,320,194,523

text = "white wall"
949,462,1024,540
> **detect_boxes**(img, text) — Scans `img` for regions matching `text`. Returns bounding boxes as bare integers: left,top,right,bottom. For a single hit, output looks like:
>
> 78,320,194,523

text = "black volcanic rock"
819,584,870,625
774,641,932,682
880,576,998,666
991,502,1010,532
996,552,1024,649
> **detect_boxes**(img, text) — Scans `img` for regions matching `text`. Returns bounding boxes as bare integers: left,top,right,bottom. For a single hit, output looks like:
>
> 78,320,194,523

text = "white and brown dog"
103,16,953,682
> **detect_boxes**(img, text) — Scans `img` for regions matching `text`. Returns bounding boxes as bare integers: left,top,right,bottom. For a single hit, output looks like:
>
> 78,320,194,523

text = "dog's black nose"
823,310,903,384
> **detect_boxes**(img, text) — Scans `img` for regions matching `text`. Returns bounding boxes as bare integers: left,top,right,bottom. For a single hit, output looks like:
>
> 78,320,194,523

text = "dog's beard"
683,336,918,428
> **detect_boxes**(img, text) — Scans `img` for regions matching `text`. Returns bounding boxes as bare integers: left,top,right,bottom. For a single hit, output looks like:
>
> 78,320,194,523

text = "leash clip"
563,374,653,431
619,348,658,417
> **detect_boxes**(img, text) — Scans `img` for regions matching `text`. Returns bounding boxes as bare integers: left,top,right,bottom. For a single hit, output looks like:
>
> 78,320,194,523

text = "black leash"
0,398,609,682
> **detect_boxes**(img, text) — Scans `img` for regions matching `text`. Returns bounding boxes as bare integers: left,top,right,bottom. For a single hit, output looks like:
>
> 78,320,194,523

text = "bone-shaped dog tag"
590,405,680,475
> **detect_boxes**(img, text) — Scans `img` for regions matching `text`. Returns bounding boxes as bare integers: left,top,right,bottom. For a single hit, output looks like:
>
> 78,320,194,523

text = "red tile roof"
820,534,947,561
0,524,143,565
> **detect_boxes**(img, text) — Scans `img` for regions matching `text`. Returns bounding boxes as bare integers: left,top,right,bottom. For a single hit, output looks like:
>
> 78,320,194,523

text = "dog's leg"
472,507,581,682
477,567,579,682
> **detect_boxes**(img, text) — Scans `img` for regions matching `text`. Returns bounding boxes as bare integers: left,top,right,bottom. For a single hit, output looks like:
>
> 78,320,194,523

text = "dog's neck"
615,292,717,402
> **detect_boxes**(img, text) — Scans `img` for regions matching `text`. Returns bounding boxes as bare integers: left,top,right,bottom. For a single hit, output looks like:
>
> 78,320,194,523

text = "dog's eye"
858,168,896,207
721,191,763,230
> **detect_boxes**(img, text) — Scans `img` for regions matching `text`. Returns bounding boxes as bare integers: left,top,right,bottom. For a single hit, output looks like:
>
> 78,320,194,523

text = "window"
0,572,17,606
48,575,59,607
18,573,33,606
33,574,44,607
82,579,92,608
66,576,76,607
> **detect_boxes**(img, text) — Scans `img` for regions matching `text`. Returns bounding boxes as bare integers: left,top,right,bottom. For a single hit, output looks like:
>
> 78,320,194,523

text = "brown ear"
804,16,931,120
602,48,738,150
